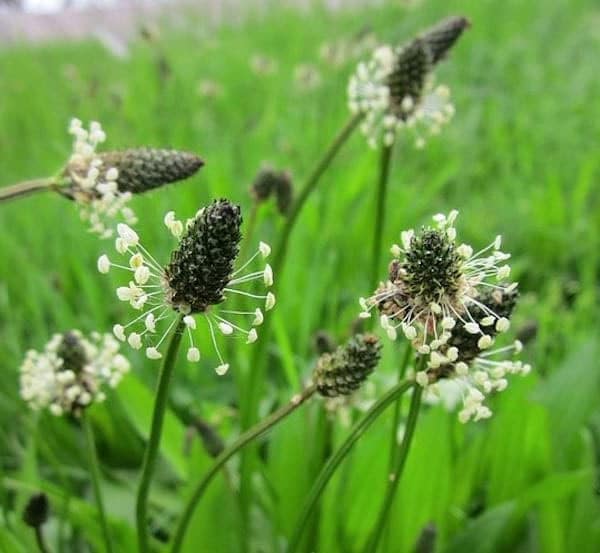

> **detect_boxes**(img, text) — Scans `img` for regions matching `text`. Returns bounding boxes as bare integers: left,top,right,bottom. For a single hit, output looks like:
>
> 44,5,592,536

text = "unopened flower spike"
347,15,469,149
98,199,275,375
59,118,203,238
313,333,382,398
250,165,294,216
19,330,130,417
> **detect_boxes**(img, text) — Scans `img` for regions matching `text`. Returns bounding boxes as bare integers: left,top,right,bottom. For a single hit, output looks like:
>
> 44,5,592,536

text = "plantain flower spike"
19,330,130,417
347,16,469,149
98,199,275,375
61,118,203,238
314,333,382,397
360,210,530,422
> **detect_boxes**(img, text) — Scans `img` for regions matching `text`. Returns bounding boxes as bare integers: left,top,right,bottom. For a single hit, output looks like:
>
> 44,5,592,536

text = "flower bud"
314,334,382,397
56,331,87,374
98,148,203,193
165,199,242,312
250,166,294,215
22,493,49,528
421,16,470,65
64,148,203,198
387,38,432,119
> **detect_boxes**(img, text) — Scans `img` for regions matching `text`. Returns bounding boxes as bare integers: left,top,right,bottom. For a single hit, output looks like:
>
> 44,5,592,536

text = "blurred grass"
0,0,599,551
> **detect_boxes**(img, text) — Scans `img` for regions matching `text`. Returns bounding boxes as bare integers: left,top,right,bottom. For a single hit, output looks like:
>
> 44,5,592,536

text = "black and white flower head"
415,288,531,422
347,16,469,149
361,210,516,351
19,331,130,417
97,199,275,375
360,210,530,422
63,119,203,238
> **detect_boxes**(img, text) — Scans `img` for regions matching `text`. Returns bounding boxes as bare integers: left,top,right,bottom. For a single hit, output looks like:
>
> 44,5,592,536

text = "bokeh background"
1,0,599,551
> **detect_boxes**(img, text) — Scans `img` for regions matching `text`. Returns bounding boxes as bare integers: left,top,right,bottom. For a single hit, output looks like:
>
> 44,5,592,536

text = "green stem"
239,112,363,524
272,112,364,276
0,178,56,202
82,414,113,553
170,385,317,553
382,343,412,551
286,379,414,553
364,378,424,553
387,345,413,470
369,145,394,290
34,526,50,553
136,315,185,553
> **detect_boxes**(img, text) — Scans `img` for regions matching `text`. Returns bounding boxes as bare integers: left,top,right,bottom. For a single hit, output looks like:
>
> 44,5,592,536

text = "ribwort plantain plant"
95,199,274,551
0,118,203,237
4,10,543,553
19,331,130,553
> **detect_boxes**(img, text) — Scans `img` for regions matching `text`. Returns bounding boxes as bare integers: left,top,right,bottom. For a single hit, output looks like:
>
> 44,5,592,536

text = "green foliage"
1,0,599,551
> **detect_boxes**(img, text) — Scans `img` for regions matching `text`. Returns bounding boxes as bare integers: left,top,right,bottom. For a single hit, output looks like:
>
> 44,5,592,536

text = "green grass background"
1,0,599,551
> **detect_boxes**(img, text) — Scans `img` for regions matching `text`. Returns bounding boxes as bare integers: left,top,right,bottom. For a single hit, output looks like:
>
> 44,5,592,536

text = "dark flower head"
165,199,243,313
96,148,203,194
22,493,49,528
421,16,471,65
348,15,469,148
101,201,275,373
250,166,294,215
314,334,382,398
62,119,203,238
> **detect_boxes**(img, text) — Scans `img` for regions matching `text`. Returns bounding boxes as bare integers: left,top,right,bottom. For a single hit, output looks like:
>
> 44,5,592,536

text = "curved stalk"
239,112,363,524
170,385,317,553
34,526,50,553
0,178,56,202
369,144,394,290
286,379,414,553
82,414,113,553
364,380,424,552
382,343,412,550
136,316,185,553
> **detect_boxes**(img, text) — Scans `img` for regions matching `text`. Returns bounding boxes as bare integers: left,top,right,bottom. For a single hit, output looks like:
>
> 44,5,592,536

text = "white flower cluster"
359,210,530,422
20,331,130,417
67,118,137,238
97,214,275,375
361,211,515,352
347,45,455,149
418,340,531,423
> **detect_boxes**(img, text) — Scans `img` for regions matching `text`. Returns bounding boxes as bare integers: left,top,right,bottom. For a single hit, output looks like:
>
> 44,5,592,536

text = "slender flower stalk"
364,363,425,553
370,144,394,290
170,385,317,553
0,178,57,202
286,379,415,553
136,316,185,553
172,334,381,553
82,413,114,553
238,112,363,522
383,342,412,550
241,113,363,417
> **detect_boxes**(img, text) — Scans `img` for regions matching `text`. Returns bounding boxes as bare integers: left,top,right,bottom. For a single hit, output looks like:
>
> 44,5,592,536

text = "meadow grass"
0,0,599,551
